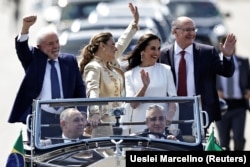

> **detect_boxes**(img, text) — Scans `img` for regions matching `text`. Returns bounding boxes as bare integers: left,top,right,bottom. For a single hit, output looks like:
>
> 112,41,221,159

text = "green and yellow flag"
205,127,223,151
6,130,26,167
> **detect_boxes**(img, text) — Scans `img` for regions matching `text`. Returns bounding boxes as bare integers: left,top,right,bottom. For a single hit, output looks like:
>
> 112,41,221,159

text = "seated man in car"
134,104,183,141
41,108,89,145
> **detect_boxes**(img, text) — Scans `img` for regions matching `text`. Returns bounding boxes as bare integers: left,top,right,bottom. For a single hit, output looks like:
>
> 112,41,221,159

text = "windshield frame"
29,96,205,150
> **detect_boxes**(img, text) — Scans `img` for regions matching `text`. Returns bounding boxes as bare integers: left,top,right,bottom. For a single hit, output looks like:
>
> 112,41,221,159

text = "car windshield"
30,96,207,150
168,1,220,18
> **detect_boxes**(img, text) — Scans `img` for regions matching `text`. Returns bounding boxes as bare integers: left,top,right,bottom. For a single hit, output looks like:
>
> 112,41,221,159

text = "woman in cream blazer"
79,3,139,137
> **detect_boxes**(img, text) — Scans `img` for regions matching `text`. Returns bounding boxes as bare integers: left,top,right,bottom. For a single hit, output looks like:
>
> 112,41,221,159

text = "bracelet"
131,21,139,31
88,105,100,115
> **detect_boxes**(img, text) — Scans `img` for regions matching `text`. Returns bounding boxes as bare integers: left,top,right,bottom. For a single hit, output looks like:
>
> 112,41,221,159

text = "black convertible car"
24,96,209,166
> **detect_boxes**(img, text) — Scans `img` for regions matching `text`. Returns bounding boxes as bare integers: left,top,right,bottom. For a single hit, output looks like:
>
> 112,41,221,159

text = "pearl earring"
140,52,143,61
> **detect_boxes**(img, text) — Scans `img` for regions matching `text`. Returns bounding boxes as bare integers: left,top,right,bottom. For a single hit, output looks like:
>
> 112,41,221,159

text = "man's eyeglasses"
176,27,198,33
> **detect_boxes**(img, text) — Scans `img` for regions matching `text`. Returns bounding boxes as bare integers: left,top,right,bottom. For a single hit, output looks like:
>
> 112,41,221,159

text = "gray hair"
60,108,79,121
171,18,181,32
171,16,195,33
145,104,165,118
36,25,58,45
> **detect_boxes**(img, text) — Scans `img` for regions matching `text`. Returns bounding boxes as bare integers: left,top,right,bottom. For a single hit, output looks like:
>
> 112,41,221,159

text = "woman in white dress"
122,33,178,134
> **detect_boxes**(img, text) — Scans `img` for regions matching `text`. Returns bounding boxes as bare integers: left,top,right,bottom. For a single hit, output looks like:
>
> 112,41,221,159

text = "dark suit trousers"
179,103,194,135
216,107,246,151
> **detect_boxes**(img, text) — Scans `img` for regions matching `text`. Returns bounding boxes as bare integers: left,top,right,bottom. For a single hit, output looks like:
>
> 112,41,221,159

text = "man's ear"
37,44,40,49
60,120,66,127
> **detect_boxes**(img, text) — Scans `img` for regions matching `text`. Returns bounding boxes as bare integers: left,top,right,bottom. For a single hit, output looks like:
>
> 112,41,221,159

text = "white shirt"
174,42,196,96
148,132,166,139
39,59,64,113
219,56,242,99
62,133,79,143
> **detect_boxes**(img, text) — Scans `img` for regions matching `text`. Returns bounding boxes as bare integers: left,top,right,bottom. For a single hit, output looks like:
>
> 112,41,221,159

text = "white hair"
145,104,165,118
36,25,58,45
60,108,79,121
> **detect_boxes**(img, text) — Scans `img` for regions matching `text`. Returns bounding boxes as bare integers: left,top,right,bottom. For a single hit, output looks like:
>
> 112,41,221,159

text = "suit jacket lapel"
58,57,69,97
237,57,246,93
169,45,177,84
193,43,200,94
37,51,49,91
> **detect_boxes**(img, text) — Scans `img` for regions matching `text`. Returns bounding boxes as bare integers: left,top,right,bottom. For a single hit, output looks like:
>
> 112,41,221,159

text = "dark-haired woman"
122,33,178,134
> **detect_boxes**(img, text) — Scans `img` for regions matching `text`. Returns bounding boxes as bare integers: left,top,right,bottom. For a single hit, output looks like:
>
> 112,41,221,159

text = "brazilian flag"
205,127,223,151
6,130,26,167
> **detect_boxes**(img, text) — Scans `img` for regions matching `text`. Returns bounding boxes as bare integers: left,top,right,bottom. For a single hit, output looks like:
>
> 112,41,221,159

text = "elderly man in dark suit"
40,108,89,145
51,108,89,144
159,16,236,135
8,15,87,139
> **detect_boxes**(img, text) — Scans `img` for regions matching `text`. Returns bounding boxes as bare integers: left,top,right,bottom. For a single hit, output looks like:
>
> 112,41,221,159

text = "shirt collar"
48,58,59,62
62,133,79,142
174,41,193,55
148,130,166,139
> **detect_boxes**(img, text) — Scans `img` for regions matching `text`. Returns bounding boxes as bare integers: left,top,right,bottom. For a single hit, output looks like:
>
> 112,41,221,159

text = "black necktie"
177,50,187,96
49,60,61,100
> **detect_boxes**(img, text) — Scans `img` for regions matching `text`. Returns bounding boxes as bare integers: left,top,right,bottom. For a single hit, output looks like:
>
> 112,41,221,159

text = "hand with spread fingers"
128,2,139,24
220,33,237,57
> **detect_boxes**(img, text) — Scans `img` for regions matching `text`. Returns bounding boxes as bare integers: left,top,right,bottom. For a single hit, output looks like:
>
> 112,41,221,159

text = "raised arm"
129,2,139,25
21,15,37,34
113,3,140,65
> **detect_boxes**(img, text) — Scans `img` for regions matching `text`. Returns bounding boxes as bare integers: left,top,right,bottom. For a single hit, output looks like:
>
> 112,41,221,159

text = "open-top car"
24,96,209,166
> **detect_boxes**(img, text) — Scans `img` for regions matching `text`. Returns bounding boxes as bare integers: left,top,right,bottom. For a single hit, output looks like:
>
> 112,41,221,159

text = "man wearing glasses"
159,16,236,135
